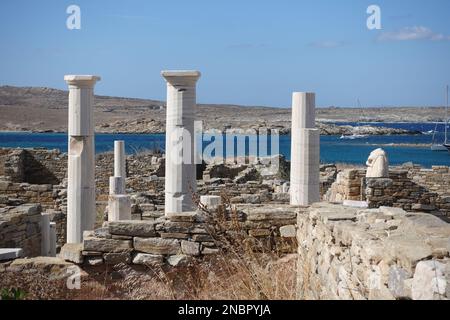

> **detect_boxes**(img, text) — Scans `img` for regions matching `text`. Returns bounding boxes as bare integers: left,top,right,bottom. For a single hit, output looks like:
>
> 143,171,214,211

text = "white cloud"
378,26,450,41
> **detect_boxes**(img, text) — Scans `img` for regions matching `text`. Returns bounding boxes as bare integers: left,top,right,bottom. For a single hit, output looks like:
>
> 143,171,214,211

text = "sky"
0,0,449,108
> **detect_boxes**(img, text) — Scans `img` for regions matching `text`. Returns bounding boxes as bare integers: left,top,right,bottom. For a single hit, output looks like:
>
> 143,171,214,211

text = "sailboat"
431,85,449,152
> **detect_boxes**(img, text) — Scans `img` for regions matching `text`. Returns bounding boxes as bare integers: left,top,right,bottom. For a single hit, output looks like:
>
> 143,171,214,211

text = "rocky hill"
0,85,435,135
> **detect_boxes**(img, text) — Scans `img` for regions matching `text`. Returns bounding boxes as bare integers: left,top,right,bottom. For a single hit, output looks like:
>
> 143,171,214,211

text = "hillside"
0,85,444,133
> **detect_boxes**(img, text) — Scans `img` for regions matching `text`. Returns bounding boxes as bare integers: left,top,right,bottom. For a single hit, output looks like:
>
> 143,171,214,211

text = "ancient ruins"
0,71,449,300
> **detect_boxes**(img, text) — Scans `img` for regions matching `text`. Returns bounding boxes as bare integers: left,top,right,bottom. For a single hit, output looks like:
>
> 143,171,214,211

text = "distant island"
0,85,442,135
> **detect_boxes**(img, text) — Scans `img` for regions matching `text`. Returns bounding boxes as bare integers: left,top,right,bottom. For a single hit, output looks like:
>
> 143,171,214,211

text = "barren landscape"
0,86,443,135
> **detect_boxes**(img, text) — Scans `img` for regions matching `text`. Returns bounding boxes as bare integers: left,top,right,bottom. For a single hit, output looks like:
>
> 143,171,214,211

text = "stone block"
132,253,164,266
0,248,23,261
83,237,132,253
167,212,198,222
412,260,448,300
181,240,200,256
279,225,296,238
167,254,191,267
133,237,180,255
103,252,131,265
108,220,156,237
60,243,84,264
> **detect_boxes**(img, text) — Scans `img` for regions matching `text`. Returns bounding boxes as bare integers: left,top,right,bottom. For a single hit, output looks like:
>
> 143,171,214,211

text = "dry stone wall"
297,202,450,300
61,204,298,267
326,166,450,218
0,204,42,257
0,148,66,184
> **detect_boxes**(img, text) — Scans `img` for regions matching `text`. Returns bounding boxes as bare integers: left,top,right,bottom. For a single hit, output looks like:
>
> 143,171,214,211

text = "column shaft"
290,92,320,206
65,75,100,243
162,71,201,214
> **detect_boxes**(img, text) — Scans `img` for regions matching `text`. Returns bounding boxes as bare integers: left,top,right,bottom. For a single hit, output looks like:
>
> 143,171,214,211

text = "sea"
0,122,449,168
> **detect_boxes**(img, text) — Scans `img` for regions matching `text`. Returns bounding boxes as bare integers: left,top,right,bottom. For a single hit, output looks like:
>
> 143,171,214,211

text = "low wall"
61,204,298,266
326,167,450,218
0,148,66,184
407,165,450,196
0,204,42,257
296,202,450,300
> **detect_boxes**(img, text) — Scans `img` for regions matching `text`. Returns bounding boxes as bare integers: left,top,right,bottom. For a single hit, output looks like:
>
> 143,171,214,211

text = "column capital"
64,75,101,88
161,70,201,86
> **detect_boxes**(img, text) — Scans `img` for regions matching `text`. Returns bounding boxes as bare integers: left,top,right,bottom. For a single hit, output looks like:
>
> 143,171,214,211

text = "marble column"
290,92,320,206
108,141,131,222
41,212,56,257
162,70,201,215
41,212,50,256
65,75,100,243
114,140,126,181
49,222,57,257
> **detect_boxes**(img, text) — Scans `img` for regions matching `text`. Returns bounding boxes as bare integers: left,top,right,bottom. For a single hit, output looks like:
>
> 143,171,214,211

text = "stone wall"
326,167,450,218
61,204,298,266
364,170,447,215
297,202,450,300
407,165,450,196
325,169,366,202
0,204,42,257
0,148,66,184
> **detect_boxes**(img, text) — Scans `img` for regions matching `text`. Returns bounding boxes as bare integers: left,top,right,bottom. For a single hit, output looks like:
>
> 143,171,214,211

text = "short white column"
162,70,201,215
290,92,320,206
41,213,50,256
65,75,101,243
114,140,126,179
49,222,57,257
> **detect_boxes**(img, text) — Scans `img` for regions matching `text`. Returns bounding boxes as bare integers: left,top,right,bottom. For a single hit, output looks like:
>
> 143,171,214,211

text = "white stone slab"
0,248,23,261
343,200,369,208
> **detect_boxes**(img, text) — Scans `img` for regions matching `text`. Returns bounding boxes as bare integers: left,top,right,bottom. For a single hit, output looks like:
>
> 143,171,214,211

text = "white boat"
340,134,368,140
431,85,449,152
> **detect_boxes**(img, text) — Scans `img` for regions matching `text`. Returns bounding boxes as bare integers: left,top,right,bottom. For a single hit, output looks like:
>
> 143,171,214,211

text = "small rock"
167,254,191,267
279,225,296,238
132,253,164,266
60,243,84,264
181,241,200,256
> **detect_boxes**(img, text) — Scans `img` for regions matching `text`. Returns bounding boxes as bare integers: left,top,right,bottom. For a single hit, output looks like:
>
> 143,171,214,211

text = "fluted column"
65,75,100,243
162,70,201,215
290,92,320,206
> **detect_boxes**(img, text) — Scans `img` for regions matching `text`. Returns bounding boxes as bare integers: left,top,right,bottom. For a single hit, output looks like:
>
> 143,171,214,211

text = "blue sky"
0,0,449,107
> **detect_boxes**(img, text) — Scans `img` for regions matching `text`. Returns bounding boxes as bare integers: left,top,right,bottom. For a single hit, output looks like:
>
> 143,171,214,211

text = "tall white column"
162,70,201,215
65,75,100,243
290,92,320,206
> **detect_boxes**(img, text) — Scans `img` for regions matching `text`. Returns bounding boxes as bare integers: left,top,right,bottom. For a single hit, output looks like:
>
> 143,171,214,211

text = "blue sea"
0,122,449,168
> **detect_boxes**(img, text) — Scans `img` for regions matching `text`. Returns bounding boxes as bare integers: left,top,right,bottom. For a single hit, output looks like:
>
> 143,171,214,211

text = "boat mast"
446,85,449,145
